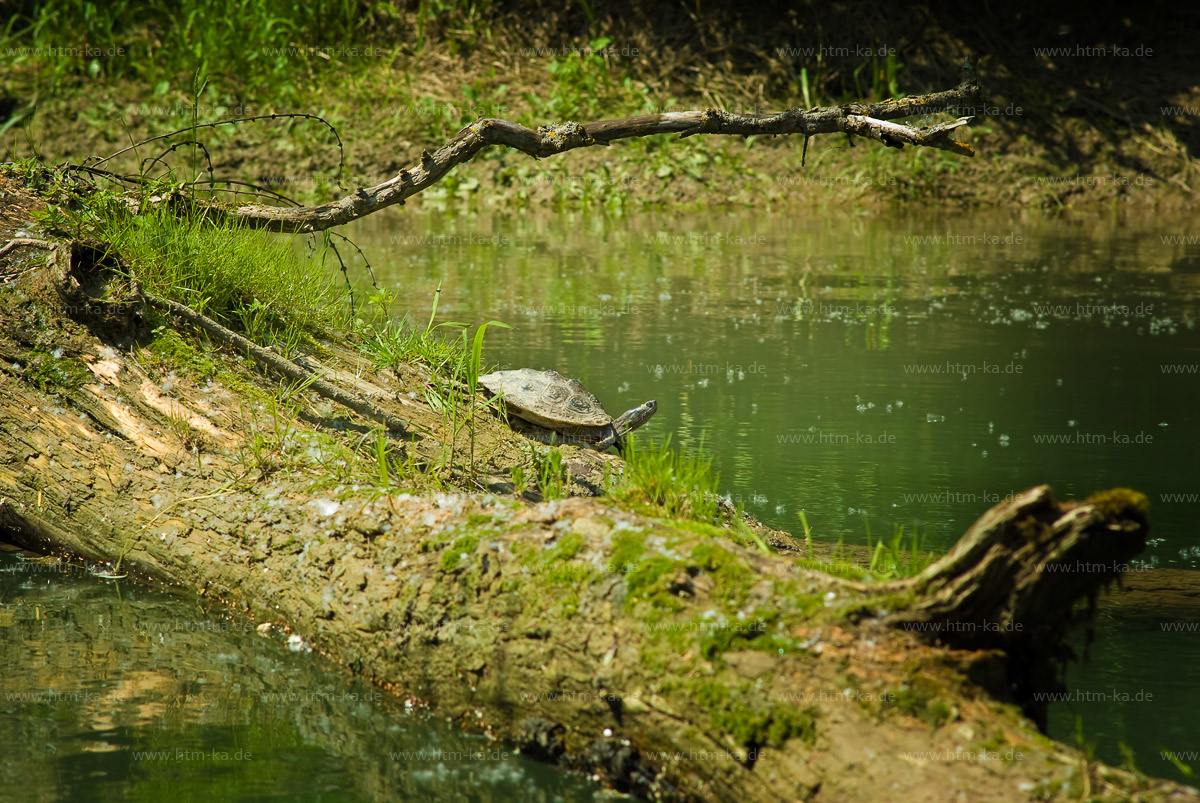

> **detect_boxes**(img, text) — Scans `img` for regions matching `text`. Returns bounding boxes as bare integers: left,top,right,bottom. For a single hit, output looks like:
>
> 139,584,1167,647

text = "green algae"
695,681,818,750
25,347,90,392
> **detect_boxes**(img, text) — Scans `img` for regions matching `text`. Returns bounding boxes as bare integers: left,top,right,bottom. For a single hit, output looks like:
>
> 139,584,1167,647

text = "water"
6,205,1198,793
354,207,1198,551
350,204,1200,783
0,548,617,802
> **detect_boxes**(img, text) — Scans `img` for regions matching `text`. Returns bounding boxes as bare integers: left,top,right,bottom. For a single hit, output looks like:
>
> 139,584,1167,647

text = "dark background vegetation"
2,1,1196,207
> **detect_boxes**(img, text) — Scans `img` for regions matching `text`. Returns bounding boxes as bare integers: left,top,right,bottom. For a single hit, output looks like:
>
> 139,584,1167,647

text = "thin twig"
139,289,412,435
0,237,56,258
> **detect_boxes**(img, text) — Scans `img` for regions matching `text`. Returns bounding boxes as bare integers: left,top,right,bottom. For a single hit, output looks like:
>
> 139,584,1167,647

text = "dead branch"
0,237,56,258
219,57,981,233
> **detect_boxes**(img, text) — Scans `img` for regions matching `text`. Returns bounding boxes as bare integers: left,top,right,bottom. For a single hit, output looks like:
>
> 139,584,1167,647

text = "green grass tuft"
3,0,373,100
863,521,938,580
102,206,347,348
610,436,719,522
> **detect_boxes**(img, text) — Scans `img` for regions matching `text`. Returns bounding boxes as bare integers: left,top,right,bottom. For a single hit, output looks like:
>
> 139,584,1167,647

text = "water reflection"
0,547,615,801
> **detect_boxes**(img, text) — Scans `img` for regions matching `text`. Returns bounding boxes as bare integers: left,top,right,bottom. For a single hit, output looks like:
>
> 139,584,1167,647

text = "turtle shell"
478,369,614,431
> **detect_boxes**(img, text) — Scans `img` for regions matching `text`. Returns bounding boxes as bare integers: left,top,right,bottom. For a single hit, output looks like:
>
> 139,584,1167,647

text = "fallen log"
0,219,1195,801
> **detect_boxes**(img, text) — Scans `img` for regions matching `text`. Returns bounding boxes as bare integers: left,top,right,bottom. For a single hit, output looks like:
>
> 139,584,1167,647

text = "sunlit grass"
611,436,719,523
100,204,348,349
863,518,937,579
361,314,471,377
2,0,371,97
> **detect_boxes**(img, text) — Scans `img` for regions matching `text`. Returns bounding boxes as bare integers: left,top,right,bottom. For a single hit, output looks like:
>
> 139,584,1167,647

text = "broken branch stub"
881,484,1150,727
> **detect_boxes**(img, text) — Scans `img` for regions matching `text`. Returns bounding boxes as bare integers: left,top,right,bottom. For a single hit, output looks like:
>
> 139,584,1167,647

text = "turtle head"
610,400,657,457
613,400,657,436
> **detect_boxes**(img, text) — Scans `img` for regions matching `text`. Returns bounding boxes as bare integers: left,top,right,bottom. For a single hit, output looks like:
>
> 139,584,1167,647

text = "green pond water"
3,205,1198,797
0,548,621,802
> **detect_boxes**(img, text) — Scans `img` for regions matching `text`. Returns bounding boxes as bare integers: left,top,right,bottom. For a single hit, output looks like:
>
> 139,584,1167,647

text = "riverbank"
1,1,1196,211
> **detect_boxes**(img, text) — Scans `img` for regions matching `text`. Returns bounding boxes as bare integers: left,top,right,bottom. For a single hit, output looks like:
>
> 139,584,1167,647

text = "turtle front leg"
596,427,619,453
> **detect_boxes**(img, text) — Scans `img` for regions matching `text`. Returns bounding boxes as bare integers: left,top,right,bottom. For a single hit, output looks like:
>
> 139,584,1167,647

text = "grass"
464,318,511,474
372,425,393,487
360,285,471,376
422,320,508,483
1160,748,1198,782
528,444,570,500
163,405,202,455
19,162,351,350
522,36,659,122
797,510,814,555
2,0,374,103
360,285,512,485
864,520,937,579
809,518,938,582
609,435,719,523
102,206,349,348
509,463,527,495
1,0,910,120
362,315,471,377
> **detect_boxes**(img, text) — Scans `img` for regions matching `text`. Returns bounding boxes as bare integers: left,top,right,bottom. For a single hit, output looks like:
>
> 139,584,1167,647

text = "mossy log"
0,239,1196,802
881,485,1151,730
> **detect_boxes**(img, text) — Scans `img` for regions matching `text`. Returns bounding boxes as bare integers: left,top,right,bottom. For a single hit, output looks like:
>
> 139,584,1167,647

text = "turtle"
478,368,656,454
